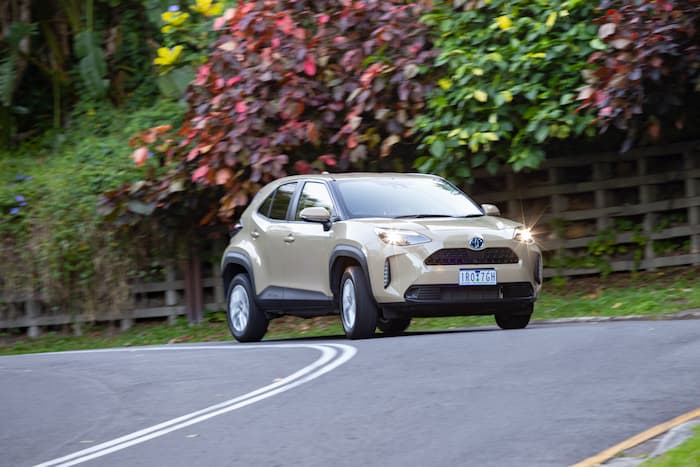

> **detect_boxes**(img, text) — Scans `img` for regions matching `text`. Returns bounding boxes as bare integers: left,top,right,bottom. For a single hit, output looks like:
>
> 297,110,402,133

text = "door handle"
284,234,295,244
250,231,260,239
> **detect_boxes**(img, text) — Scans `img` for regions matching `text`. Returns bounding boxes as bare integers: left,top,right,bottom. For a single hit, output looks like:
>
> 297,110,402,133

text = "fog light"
383,258,391,288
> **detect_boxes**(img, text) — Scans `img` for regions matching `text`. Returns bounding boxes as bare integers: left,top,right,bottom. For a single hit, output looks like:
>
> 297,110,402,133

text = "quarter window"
295,182,335,220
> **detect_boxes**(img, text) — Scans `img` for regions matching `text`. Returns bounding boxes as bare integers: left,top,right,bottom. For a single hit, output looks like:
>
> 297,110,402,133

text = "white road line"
31,343,356,467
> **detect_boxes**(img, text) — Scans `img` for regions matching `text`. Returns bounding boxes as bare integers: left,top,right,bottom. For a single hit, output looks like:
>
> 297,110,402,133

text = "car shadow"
264,326,500,343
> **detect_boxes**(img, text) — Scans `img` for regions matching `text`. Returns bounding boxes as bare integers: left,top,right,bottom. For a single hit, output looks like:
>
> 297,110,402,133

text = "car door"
282,181,337,297
249,181,298,296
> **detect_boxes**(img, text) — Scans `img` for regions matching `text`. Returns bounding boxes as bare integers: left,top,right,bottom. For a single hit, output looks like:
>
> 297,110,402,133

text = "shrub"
577,0,700,149
416,0,598,181
101,0,435,222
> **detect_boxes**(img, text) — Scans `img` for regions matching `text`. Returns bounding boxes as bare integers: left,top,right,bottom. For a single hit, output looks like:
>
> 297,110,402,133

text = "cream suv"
221,173,542,342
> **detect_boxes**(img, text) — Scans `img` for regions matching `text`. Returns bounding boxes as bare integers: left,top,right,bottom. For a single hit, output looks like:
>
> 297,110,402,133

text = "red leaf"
303,56,317,76
318,154,336,166
318,14,330,25
132,147,148,167
192,165,209,182
235,101,247,113
227,76,242,86
294,160,312,174
216,168,233,185
186,147,199,161
213,16,227,31
275,15,294,34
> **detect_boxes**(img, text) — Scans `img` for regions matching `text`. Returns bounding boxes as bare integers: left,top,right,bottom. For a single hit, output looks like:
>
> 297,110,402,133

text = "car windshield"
335,177,483,219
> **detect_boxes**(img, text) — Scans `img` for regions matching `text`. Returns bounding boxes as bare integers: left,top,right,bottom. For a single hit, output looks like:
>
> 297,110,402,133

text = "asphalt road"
2,320,700,467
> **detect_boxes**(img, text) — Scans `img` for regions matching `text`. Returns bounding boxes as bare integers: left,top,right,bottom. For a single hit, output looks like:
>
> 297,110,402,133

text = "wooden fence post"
26,299,40,338
685,151,700,262
593,162,610,230
638,157,657,270
212,260,224,310
165,265,178,325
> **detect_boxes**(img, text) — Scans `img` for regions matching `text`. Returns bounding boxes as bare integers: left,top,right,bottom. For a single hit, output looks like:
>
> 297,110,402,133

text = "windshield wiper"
457,214,485,218
393,214,454,219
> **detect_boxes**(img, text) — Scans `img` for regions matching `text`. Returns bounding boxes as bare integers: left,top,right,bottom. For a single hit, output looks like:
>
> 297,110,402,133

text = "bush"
0,99,185,316
577,0,700,149
416,0,598,181
101,0,435,223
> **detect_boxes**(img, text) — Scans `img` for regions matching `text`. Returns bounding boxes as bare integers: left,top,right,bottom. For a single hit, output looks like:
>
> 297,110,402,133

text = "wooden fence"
468,140,700,277
0,263,226,337
1,140,698,336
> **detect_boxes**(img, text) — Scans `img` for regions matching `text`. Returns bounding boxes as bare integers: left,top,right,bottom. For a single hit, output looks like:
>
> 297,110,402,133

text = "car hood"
349,216,522,239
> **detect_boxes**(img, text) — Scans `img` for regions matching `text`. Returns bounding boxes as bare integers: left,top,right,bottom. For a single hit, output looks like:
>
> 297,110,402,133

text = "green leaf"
74,31,108,98
429,139,446,158
471,153,487,167
534,125,549,143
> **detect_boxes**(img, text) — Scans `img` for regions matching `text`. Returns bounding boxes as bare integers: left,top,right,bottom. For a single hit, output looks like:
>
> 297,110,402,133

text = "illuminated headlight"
376,228,431,246
514,227,534,244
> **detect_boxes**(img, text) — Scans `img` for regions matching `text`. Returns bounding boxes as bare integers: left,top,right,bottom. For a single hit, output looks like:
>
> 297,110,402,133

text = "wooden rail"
469,140,700,278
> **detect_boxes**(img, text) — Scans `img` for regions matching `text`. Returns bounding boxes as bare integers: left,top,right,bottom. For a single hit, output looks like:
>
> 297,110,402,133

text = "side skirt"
257,286,337,317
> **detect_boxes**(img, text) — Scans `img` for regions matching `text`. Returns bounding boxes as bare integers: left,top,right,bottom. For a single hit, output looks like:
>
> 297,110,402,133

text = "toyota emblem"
469,235,485,250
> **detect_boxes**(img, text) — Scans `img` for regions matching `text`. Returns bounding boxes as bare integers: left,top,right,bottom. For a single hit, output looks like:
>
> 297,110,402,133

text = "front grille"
404,283,533,303
424,248,519,266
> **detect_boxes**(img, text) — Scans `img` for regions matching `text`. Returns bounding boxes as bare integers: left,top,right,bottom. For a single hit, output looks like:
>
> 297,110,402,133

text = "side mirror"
300,206,332,231
481,204,501,216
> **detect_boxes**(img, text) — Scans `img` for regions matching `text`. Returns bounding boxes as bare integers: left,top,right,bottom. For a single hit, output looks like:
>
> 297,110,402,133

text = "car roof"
275,172,440,183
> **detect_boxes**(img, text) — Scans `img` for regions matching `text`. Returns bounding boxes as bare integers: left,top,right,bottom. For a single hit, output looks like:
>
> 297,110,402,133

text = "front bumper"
369,241,542,308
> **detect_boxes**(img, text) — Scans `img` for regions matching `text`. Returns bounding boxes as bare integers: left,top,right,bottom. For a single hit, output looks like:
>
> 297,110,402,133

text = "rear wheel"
226,273,268,342
339,266,378,339
377,316,411,336
495,304,533,330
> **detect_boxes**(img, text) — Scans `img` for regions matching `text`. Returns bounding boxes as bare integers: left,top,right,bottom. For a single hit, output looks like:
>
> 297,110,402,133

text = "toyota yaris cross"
221,173,542,341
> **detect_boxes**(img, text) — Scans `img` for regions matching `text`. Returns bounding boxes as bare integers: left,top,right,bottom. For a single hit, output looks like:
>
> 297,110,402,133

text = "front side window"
335,177,482,219
295,182,335,220
259,182,297,220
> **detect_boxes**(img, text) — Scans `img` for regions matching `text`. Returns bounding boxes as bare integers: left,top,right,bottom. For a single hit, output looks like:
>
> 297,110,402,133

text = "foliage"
0,0,164,147
0,22,36,145
101,0,436,223
0,100,185,316
154,0,229,98
578,0,700,150
416,0,598,181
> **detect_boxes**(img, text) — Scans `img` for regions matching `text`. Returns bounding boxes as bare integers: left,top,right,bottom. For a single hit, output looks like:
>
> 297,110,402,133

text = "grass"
642,423,700,466
1,265,699,356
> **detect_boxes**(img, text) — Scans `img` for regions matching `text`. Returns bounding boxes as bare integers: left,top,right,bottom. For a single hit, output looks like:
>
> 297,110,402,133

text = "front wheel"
226,273,268,342
495,304,533,330
377,316,411,336
339,266,378,339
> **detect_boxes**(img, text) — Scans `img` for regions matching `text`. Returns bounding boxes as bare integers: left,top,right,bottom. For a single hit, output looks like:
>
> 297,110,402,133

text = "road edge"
570,408,700,467
534,308,700,326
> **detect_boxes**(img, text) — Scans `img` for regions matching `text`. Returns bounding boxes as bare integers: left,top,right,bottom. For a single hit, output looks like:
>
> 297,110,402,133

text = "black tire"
377,316,411,336
495,304,533,330
226,273,268,342
339,266,378,339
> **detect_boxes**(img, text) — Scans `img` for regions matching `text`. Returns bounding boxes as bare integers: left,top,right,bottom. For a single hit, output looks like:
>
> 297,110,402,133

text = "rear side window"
258,193,274,217
260,182,297,220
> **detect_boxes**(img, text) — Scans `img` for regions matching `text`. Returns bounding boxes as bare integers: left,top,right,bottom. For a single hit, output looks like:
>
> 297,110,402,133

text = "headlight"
376,228,431,246
514,227,534,244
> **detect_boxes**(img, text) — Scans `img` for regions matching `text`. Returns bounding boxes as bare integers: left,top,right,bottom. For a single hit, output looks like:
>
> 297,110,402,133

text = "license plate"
459,269,497,286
